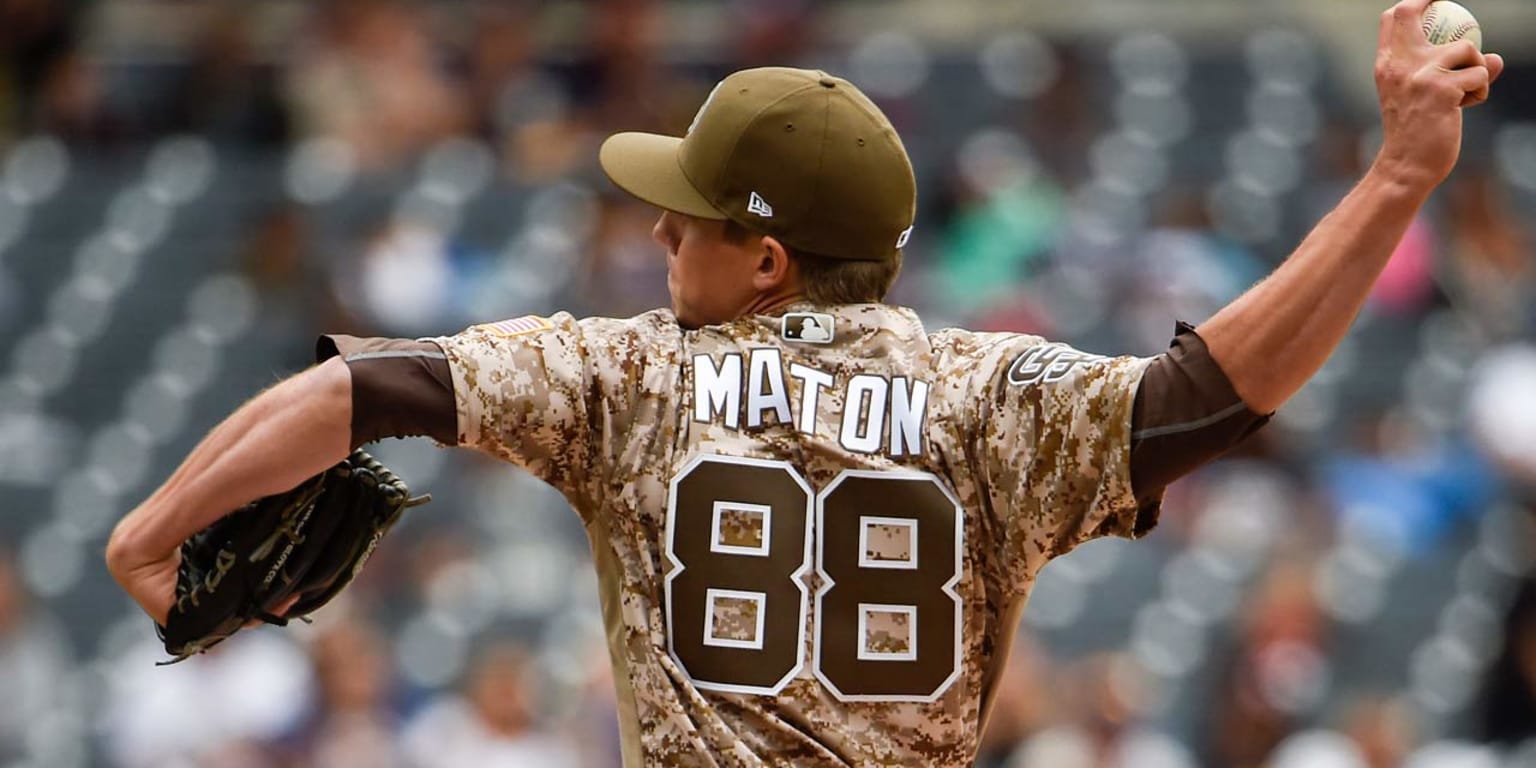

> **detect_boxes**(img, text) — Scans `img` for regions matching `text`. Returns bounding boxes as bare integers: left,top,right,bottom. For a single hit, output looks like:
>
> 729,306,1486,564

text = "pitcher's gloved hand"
156,448,429,663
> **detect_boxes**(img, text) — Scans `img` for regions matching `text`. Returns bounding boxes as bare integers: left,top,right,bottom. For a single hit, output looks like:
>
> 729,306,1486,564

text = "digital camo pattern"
718,507,767,550
431,304,1154,767
864,608,914,655
709,594,762,644
865,522,914,564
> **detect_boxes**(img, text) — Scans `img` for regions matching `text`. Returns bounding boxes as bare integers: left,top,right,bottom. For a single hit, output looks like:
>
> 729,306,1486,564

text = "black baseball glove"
157,449,430,663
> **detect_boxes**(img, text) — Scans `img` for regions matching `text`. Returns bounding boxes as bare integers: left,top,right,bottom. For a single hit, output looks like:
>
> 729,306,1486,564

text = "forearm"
107,357,354,569
1197,165,1431,413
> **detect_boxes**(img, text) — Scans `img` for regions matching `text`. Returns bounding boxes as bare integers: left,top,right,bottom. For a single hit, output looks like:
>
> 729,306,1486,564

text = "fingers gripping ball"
156,449,431,663
1423,1,1482,50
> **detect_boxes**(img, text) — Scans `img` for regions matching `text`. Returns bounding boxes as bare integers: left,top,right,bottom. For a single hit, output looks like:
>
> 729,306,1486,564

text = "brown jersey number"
665,455,963,702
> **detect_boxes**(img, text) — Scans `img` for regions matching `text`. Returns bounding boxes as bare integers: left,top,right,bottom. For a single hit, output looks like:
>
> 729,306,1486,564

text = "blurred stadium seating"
1,1,1534,766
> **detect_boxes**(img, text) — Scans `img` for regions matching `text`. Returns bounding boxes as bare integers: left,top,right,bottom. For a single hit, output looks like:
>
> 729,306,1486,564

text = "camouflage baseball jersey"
429,302,1155,767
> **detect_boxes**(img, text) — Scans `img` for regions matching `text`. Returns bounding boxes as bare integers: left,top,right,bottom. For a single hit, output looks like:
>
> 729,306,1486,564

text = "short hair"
722,218,902,304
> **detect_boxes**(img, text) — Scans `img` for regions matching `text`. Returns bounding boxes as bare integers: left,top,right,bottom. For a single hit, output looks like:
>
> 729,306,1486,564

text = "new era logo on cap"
747,191,774,218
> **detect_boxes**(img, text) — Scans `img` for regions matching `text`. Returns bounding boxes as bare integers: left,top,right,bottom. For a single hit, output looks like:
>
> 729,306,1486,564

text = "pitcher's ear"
753,235,794,291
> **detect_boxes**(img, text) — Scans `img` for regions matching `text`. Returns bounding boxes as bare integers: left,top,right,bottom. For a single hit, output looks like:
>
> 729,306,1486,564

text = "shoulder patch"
474,315,554,339
1007,344,1106,386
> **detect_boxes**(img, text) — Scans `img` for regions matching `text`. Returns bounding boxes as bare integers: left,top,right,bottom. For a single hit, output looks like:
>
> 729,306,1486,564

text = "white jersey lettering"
694,352,743,429
889,377,929,457
788,363,835,436
839,374,889,454
746,349,793,428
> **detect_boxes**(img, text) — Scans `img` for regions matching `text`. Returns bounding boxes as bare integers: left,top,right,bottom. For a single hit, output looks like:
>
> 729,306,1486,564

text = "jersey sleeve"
969,335,1155,584
428,312,678,510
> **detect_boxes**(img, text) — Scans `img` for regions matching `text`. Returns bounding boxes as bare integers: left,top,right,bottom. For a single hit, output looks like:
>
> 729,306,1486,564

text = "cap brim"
599,132,725,220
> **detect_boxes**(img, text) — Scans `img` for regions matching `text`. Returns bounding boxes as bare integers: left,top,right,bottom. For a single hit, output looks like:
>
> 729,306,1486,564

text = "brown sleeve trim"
316,335,457,448
1129,322,1272,533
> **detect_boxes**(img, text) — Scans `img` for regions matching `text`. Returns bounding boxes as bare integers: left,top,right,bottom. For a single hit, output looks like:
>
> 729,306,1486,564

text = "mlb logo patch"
781,312,835,344
474,315,554,339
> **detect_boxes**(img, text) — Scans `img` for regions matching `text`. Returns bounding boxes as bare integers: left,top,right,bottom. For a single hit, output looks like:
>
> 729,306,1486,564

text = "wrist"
1365,153,1440,202
106,507,166,577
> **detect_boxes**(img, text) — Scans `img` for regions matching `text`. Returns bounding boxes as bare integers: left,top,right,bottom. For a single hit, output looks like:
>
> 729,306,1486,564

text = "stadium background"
1,0,1535,766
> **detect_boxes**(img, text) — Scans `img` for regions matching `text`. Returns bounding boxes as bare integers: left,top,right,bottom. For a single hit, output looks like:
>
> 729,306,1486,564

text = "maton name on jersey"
691,349,930,457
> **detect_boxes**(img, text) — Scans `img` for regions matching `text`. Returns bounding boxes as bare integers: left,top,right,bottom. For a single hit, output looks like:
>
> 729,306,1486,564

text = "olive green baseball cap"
599,67,916,263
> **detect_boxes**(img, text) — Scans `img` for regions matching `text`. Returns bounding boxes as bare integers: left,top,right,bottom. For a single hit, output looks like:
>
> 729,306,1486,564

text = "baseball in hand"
1422,1,1482,50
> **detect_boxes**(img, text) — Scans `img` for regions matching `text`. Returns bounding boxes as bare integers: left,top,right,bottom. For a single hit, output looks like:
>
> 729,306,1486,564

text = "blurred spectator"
1466,344,1536,489
1268,694,1416,768
1401,741,1502,768
1475,575,1536,750
570,0,674,133
165,3,289,144
32,47,125,144
1005,653,1193,768
1370,216,1439,318
1298,121,1371,232
335,211,493,337
1321,408,1499,556
1439,172,1534,339
1116,189,1266,352
101,631,312,768
578,196,671,319
1339,695,1417,768
933,130,1065,321
1201,561,1332,768
461,3,586,181
1013,43,1096,185
240,204,358,370
0,547,78,765
726,0,821,70
461,3,535,137
284,0,468,171
274,619,405,767
0,0,82,138
1269,730,1371,768
0,0,127,143
401,640,578,768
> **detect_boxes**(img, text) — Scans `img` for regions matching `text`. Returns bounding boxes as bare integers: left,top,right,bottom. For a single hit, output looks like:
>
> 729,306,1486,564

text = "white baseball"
1422,1,1483,50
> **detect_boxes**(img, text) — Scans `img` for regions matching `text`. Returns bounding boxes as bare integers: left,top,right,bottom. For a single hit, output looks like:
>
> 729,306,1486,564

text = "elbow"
316,356,352,403
1230,379,1285,417
314,356,356,448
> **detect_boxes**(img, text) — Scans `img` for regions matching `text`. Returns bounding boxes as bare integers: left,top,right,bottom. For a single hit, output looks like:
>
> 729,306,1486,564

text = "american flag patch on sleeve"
473,315,554,339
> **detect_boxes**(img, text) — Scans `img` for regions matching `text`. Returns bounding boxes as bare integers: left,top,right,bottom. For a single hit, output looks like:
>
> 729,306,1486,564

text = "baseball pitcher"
108,2,1501,764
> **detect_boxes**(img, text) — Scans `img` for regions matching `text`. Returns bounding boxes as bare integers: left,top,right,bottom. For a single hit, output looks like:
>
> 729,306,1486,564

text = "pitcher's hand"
106,527,178,626
1372,0,1504,191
